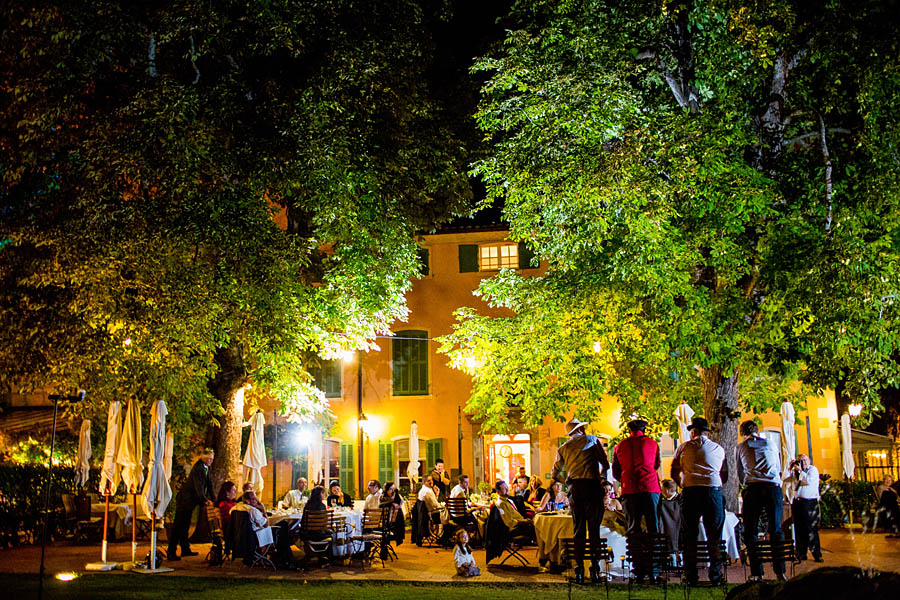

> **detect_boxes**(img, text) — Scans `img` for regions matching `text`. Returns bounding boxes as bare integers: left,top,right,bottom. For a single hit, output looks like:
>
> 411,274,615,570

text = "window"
392,330,428,395
309,357,341,398
459,242,536,272
417,248,429,277
480,243,518,270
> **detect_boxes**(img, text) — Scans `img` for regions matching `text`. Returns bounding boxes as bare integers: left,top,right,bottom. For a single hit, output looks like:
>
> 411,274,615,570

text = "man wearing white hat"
551,418,610,584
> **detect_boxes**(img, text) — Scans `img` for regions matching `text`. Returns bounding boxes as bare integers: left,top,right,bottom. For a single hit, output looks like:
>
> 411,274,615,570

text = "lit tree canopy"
0,0,473,485
441,0,900,507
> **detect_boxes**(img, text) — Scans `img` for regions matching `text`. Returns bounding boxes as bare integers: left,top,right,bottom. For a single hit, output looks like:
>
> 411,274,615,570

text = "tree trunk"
700,366,740,512
207,343,248,495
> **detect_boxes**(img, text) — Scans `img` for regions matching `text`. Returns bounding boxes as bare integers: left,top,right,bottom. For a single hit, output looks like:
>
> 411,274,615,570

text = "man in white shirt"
364,479,383,511
783,454,823,562
736,421,786,580
281,477,308,510
493,480,535,542
671,417,728,585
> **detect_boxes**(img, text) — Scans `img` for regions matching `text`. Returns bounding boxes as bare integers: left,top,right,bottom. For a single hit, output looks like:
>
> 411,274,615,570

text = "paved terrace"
0,530,897,583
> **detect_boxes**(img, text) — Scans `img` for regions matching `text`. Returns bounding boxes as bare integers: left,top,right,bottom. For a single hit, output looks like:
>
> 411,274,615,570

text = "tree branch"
148,34,158,77
190,35,200,85
784,128,852,149
818,113,834,234
636,50,690,110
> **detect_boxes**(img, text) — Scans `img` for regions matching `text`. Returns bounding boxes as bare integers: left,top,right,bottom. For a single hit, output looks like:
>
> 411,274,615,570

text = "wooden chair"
743,538,800,581
299,509,333,565
682,540,728,600
351,508,392,567
61,493,103,544
446,497,479,540
625,532,676,600
204,503,228,566
562,537,612,600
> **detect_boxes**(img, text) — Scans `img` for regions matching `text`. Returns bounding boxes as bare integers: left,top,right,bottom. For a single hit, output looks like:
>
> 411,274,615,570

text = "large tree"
0,0,472,489
441,0,900,507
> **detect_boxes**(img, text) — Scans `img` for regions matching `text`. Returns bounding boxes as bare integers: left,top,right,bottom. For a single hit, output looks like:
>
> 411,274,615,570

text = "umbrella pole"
149,509,157,570
131,492,137,563
102,492,110,563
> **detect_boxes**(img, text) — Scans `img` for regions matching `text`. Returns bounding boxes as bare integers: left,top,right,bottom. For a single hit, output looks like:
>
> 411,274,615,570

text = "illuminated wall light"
55,572,78,582
848,403,863,417
341,350,355,363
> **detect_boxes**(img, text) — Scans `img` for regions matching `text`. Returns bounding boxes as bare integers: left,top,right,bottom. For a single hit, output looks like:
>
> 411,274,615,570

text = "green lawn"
4,573,737,600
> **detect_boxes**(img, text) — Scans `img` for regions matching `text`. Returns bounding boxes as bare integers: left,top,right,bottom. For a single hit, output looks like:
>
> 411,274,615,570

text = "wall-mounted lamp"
848,403,863,418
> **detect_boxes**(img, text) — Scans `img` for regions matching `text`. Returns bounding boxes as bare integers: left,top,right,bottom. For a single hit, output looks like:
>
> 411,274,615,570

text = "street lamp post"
357,353,364,497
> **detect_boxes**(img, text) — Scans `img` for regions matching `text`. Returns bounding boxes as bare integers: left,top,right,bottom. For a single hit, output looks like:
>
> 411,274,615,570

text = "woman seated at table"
231,487,274,549
240,482,267,514
601,481,626,535
216,481,238,532
524,476,547,518
379,481,405,545
538,480,568,512
327,481,354,508
301,487,332,544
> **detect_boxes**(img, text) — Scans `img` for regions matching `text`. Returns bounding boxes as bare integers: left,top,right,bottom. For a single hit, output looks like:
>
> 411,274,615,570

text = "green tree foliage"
0,0,472,486
442,0,900,507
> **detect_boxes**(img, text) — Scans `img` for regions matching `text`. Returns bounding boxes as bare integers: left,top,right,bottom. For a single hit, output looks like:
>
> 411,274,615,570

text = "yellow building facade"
252,227,844,501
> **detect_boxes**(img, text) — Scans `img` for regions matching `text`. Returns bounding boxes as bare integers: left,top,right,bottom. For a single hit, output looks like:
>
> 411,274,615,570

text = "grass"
3,573,736,600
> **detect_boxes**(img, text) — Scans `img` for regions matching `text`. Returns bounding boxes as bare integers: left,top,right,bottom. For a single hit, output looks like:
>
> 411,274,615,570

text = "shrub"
819,478,877,528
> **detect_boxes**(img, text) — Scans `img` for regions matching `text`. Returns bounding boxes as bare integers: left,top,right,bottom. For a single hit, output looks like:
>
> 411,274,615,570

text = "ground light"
55,572,78,582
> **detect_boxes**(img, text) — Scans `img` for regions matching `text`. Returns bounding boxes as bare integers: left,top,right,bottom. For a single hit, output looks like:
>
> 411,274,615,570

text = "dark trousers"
682,486,725,582
568,479,606,572
742,483,784,576
792,498,821,560
168,501,199,555
622,492,661,535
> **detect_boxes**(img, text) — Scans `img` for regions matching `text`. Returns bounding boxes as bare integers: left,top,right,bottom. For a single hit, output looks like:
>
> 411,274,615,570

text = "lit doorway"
485,433,531,484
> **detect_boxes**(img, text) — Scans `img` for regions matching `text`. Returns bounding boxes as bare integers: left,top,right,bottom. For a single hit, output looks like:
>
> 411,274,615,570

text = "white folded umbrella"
407,421,420,484
116,398,143,563
141,400,172,571
98,400,122,495
243,410,267,493
780,401,796,478
841,413,855,479
76,419,92,489
674,401,694,446
308,427,323,486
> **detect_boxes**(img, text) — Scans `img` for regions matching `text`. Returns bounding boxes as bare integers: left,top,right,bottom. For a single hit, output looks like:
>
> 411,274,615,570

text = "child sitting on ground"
453,530,481,577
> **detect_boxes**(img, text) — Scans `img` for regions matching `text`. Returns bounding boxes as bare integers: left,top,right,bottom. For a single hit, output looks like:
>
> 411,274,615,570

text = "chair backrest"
301,509,331,533
206,503,224,544
446,497,468,518
683,539,727,564
329,512,347,533
408,492,418,505
626,532,672,569
362,508,385,530
562,537,612,563
746,539,797,564
61,493,76,521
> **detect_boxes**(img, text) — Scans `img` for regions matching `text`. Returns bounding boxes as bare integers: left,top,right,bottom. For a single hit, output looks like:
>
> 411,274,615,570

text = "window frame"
392,329,429,396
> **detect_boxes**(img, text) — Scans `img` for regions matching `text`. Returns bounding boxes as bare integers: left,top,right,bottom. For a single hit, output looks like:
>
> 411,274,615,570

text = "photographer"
783,454,823,562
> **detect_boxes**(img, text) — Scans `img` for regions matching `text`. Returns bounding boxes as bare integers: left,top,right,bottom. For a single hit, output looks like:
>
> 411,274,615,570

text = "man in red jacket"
612,417,662,580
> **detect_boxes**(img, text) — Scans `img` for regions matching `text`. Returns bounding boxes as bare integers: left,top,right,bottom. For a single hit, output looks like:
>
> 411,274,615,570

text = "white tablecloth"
332,509,365,557
534,513,629,576
90,496,147,540
268,509,304,527
697,510,740,559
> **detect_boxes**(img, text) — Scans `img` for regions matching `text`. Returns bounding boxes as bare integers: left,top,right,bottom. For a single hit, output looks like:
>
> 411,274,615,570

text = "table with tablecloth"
90,495,148,541
534,513,629,576
331,508,365,557
697,510,741,560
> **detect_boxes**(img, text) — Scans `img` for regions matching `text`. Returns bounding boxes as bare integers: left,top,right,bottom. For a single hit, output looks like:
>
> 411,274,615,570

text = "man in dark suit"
168,447,215,560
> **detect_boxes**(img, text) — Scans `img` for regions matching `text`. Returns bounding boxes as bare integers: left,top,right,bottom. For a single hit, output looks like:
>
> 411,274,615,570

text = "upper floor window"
308,357,342,398
459,242,536,273
392,330,428,396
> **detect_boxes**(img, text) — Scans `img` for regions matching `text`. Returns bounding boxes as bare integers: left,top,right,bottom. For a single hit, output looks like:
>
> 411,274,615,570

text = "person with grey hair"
168,447,215,561
736,420,786,581
784,453,823,562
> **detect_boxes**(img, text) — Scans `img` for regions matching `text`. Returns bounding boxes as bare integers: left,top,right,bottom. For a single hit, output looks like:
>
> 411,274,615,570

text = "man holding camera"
784,454,823,562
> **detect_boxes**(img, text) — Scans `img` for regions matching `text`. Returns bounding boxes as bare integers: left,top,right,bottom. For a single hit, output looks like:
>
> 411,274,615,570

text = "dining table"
330,508,365,557
90,495,147,541
533,513,629,576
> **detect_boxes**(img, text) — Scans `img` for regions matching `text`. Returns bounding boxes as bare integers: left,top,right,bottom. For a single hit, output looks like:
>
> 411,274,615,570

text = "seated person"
657,478,682,552
281,477,308,510
300,486,332,545
231,487,274,549
493,480,535,543
379,481,405,544
326,481,353,508
448,474,486,541
513,475,530,498
524,475,547,517
216,481,238,532
875,475,899,534
364,479,383,511
538,480,568,512
418,475,447,522
601,480,626,535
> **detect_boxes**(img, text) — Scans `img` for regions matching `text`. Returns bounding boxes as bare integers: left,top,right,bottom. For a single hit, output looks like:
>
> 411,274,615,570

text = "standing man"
784,454,823,562
168,447,215,561
736,420,786,581
551,417,610,584
430,458,451,501
671,417,728,585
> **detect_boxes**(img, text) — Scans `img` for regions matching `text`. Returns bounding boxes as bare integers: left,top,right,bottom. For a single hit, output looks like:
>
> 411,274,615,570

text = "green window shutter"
556,437,568,480
392,330,428,396
378,440,394,484
518,241,536,269
417,248,430,277
309,357,341,398
339,441,355,497
458,244,478,273
426,438,443,474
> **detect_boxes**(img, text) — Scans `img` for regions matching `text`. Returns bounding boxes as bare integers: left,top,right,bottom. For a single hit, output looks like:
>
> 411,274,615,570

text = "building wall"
255,228,843,499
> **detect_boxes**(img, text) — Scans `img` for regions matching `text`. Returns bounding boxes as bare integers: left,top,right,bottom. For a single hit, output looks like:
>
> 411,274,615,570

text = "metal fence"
855,464,899,483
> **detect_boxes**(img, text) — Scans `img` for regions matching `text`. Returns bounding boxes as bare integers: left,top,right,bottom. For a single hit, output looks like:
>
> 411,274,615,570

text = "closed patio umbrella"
116,398,143,563
841,413,855,479
75,419,91,489
308,427,323,486
780,401,796,478
89,400,122,569
407,421,420,486
140,400,172,571
674,401,695,446
163,432,174,480
243,410,266,494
